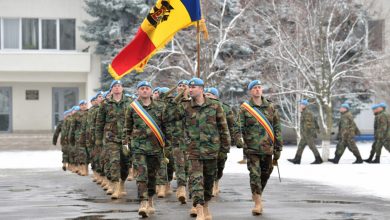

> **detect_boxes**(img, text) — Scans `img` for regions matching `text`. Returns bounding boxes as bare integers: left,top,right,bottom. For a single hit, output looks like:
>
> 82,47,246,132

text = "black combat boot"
287,156,301,164
328,155,341,164
370,156,380,164
311,156,323,164
363,154,374,163
352,156,363,164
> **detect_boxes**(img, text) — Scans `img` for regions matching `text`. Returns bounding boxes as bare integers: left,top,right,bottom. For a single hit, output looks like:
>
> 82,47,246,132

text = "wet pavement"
0,169,389,220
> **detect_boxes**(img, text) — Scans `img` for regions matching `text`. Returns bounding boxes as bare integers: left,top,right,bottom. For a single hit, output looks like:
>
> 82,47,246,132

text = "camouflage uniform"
86,105,100,172
66,114,77,166
95,94,131,182
330,111,362,163
179,96,231,206
371,110,390,159
69,110,89,165
291,107,321,163
235,97,283,194
53,120,69,163
125,98,164,201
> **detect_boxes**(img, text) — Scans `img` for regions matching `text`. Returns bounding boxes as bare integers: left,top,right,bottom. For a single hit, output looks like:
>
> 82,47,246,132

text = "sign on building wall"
26,90,39,100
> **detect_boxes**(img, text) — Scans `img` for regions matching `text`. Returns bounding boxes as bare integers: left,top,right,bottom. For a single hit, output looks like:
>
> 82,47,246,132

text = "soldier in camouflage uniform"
364,103,390,163
329,103,363,164
125,81,165,218
288,99,322,164
69,100,89,176
96,81,131,199
67,106,80,173
235,80,282,215
53,110,69,171
204,87,235,197
178,78,231,220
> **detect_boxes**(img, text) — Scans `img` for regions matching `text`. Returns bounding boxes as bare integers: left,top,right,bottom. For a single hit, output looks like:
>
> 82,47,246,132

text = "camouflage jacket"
95,94,132,145
125,98,164,155
338,111,360,140
300,108,319,138
374,110,390,141
69,110,88,146
62,116,72,146
210,98,236,150
235,97,283,155
179,96,231,160
52,120,63,145
85,105,99,148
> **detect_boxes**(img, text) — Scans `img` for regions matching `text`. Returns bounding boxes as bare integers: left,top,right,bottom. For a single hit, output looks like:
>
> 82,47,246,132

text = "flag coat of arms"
108,0,202,79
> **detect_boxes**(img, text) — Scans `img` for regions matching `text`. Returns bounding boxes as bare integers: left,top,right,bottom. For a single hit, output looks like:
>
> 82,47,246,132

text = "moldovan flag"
108,0,202,79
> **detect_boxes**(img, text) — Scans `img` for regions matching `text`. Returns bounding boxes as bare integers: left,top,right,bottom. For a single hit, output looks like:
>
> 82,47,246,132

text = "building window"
22,18,39,50
42,19,57,49
3,18,20,49
60,19,75,50
368,20,384,51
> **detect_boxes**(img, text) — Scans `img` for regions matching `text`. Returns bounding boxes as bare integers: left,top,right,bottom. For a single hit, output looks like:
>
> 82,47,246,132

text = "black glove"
273,150,281,161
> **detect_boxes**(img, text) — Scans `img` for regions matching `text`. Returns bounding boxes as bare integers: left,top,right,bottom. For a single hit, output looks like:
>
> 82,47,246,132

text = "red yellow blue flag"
108,0,202,79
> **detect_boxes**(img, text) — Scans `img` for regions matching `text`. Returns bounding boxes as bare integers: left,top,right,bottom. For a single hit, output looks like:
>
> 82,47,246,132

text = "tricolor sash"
241,101,275,145
130,100,166,147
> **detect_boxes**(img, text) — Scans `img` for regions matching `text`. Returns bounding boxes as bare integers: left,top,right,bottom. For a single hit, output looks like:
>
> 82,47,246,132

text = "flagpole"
196,20,201,78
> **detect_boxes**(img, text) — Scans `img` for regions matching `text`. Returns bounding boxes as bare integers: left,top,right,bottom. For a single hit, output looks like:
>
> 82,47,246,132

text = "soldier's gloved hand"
273,150,281,161
236,138,245,149
218,151,227,160
122,144,130,156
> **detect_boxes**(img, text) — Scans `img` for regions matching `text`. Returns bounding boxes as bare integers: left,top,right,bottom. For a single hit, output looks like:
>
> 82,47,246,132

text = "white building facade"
0,0,100,132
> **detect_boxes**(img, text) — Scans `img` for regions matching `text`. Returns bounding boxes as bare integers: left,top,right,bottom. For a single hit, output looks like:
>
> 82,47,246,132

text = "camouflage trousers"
156,148,174,185
215,152,228,181
246,154,273,195
100,144,111,178
296,136,321,158
76,144,88,165
371,140,390,157
134,154,161,201
68,145,77,164
188,159,217,206
173,147,189,187
61,144,69,163
106,142,130,182
90,145,101,172
334,137,361,158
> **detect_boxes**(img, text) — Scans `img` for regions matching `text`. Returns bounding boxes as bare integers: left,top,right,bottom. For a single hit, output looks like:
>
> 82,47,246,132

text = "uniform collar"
249,97,269,107
191,95,211,107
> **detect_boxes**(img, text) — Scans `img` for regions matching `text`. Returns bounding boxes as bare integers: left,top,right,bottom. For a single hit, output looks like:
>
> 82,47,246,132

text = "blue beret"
95,91,103,99
372,104,380,110
102,91,110,98
247,80,262,90
188,77,204,86
137,81,152,89
300,99,309,106
72,106,80,111
177,80,189,86
158,87,170,94
379,102,387,109
341,103,350,109
110,80,122,90
79,100,87,105
153,87,160,93
63,110,70,115
205,87,219,97
89,95,96,102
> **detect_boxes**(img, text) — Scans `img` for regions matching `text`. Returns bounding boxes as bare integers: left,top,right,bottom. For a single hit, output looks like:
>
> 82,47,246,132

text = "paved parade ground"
0,169,389,220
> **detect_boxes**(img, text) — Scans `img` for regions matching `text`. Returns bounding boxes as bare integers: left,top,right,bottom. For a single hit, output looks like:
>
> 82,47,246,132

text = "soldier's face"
189,85,203,98
80,103,88,111
153,91,159,100
300,105,306,112
340,107,347,113
250,85,262,98
96,95,103,103
205,93,217,99
177,84,188,93
138,86,152,99
111,84,123,95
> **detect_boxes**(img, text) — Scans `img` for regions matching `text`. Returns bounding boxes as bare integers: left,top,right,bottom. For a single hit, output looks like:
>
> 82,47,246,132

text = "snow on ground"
0,142,389,199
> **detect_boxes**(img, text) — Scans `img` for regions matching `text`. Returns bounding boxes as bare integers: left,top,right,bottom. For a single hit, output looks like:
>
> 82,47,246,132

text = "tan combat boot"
103,178,110,191
111,181,121,199
212,181,219,197
157,185,166,198
106,181,114,195
165,182,172,195
84,165,89,176
92,171,97,182
176,186,187,204
147,196,155,215
127,168,134,181
138,200,149,218
252,193,263,215
62,163,67,171
204,202,212,220
190,206,197,217
120,180,127,196
96,175,103,185
195,204,205,220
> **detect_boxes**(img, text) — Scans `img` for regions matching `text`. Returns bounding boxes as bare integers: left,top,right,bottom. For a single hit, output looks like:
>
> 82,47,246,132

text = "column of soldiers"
53,78,282,219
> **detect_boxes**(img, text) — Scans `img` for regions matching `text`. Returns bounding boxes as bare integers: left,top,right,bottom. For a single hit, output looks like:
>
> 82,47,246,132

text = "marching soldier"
53,110,69,171
204,87,235,197
179,78,231,220
235,80,282,215
288,99,322,164
329,103,363,164
124,81,165,218
67,105,80,173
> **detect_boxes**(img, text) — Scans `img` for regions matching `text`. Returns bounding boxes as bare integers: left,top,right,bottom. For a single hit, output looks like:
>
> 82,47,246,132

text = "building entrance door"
52,87,78,129
0,87,12,132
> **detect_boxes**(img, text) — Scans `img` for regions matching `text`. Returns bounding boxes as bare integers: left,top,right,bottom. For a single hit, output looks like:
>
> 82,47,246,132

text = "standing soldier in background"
95,81,131,199
67,106,80,173
235,80,282,216
287,100,322,164
125,81,165,218
364,103,390,163
180,78,231,220
329,103,363,164
53,110,69,171
204,87,235,197
69,100,89,176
